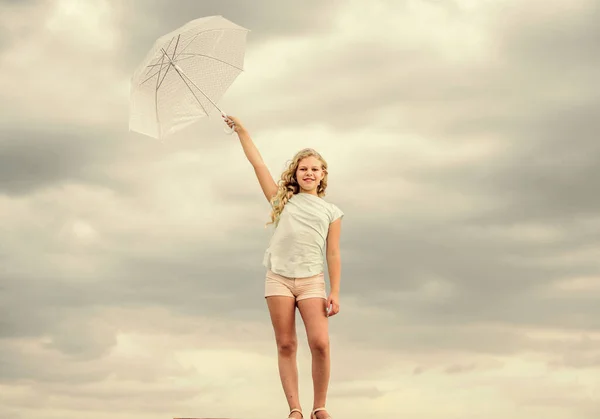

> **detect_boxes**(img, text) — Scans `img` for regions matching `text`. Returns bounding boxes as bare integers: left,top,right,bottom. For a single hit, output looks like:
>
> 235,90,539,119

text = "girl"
224,115,343,419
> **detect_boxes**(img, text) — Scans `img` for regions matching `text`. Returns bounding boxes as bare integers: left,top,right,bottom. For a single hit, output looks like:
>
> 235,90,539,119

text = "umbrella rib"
141,50,241,86
141,28,246,86
176,53,244,71
174,67,211,116
156,55,171,89
156,34,180,90
173,27,248,62
153,36,181,137
140,68,163,85
154,53,166,138
160,47,222,115
145,55,196,69
140,37,178,85
139,54,198,85
143,37,175,77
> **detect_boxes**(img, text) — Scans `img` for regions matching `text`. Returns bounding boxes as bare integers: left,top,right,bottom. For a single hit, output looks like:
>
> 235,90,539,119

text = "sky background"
1,0,599,418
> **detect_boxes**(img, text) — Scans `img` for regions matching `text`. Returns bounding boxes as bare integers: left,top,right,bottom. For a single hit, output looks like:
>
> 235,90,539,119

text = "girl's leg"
266,296,303,419
297,297,330,418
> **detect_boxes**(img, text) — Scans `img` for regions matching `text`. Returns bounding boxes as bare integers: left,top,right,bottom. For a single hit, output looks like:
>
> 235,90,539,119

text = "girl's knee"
277,339,298,356
309,337,329,355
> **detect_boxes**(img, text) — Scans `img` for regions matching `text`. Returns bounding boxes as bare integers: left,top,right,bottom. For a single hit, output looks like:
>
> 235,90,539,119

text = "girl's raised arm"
225,115,278,202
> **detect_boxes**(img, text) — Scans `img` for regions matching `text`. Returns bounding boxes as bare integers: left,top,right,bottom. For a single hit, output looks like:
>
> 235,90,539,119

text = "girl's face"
296,156,324,194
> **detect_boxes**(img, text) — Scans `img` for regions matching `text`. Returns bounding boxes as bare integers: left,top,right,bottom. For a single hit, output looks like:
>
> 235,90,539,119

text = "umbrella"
129,15,249,139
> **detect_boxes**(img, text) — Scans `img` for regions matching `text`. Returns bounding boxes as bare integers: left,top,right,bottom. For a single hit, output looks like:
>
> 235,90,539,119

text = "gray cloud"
0,1,46,53
2,0,598,352
232,0,600,138
0,126,126,195
339,217,600,327
1,1,599,417
0,0,38,4
119,0,345,71
499,0,600,72
460,104,599,223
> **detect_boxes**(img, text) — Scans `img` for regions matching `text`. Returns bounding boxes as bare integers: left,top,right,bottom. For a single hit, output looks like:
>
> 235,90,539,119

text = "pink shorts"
264,270,327,301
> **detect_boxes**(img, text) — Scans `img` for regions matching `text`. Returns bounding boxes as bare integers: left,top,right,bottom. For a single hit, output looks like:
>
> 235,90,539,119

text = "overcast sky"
1,0,599,418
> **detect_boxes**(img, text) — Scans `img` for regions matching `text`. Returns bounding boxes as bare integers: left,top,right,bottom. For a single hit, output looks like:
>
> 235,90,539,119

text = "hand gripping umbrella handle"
222,113,235,135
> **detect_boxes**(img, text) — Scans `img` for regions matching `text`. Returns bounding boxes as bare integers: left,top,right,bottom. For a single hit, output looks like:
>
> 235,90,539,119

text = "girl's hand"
326,292,340,317
223,114,246,134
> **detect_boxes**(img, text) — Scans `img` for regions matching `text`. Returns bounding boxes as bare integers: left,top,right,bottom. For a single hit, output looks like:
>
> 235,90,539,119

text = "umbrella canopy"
129,15,249,139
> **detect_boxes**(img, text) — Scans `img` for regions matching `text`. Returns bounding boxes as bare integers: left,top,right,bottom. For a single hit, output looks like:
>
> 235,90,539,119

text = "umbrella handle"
222,113,235,135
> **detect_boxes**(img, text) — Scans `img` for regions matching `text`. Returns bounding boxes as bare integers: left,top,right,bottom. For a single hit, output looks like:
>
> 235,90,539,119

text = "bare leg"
297,297,330,418
266,296,303,419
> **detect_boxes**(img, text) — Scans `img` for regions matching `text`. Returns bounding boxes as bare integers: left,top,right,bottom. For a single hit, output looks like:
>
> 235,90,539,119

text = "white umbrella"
129,15,249,139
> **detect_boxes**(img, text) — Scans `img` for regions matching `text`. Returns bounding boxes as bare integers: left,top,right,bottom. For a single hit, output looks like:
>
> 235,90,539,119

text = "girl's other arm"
326,218,342,316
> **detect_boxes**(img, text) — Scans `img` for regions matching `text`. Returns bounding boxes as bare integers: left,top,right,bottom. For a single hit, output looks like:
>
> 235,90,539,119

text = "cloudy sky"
1,0,599,418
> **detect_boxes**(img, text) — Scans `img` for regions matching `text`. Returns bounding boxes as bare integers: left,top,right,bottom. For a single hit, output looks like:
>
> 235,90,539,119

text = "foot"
288,408,303,419
311,407,331,419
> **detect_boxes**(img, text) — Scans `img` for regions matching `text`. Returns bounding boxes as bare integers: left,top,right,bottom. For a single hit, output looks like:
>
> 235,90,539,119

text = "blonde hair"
266,148,329,227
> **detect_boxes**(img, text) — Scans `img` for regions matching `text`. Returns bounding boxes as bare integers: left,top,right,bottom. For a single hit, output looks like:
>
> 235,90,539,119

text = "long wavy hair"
266,148,329,227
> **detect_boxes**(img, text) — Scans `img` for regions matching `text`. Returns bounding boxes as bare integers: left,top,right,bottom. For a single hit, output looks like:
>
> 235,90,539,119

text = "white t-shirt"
263,192,344,278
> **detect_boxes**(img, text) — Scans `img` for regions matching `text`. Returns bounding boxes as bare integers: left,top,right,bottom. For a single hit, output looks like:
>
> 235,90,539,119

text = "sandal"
310,407,332,419
288,408,303,418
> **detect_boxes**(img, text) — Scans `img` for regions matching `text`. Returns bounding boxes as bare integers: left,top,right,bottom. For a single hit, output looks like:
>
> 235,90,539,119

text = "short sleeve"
330,204,344,223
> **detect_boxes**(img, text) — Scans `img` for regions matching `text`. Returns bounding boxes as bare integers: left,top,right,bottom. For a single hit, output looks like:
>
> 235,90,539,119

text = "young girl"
224,115,343,419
